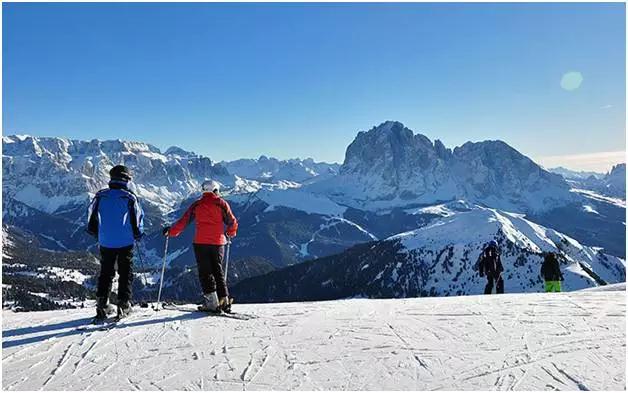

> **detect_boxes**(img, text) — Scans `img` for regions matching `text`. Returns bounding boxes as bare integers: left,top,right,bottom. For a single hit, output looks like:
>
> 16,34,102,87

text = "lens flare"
560,71,583,91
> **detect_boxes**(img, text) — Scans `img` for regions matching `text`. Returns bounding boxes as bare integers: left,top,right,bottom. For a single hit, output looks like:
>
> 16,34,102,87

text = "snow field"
2,289,625,390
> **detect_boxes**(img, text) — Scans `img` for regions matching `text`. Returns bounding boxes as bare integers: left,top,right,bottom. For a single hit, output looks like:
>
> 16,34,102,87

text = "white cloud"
600,104,614,109
537,150,625,173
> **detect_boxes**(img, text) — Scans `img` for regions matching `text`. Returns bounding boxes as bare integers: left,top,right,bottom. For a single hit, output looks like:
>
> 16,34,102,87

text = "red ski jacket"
169,192,238,245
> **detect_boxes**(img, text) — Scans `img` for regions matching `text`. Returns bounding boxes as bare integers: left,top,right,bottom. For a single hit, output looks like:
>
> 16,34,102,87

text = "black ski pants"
484,274,504,294
97,245,134,304
193,244,229,298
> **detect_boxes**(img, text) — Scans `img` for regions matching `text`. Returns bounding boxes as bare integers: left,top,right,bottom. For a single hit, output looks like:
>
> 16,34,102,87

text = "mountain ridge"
309,121,576,213
232,203,625,303
2,122,625,311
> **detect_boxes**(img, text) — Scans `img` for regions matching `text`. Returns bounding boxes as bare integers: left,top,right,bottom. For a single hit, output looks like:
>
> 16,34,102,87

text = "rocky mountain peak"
341,121,441,175
165,146,196,158
609,163,625,177
324,122,573,212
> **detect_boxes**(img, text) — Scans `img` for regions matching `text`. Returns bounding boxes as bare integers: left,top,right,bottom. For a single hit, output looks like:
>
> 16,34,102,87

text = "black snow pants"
484,274,504,294
97,245,134,304
193,244,229,298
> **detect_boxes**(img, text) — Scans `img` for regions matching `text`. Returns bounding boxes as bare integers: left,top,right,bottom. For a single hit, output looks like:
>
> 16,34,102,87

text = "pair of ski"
161,303,257,321
75,314,134,332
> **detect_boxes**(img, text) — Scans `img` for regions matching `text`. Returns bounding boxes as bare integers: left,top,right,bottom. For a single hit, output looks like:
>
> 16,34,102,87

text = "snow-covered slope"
233,203,625,302
392,206,625,290
2,225,99,311
2,290,625,390
309,121,575,213
230,188,348,217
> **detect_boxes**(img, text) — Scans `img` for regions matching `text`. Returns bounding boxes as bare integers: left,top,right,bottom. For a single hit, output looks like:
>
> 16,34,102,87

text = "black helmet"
109,165,132,181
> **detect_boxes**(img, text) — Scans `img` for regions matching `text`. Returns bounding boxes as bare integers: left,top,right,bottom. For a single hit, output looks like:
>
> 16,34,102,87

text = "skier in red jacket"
163,180,238,313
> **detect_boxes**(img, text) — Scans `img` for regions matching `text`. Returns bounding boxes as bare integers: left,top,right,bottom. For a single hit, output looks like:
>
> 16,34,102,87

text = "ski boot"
198,291,220,313
117,301,133,319
219,297,232,313
95,296,116,321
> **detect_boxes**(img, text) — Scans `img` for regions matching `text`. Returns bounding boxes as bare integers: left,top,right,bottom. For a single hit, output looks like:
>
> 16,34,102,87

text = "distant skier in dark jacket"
87,165,144,320
478,240,504,294
541,252,563,292
163,180,238,313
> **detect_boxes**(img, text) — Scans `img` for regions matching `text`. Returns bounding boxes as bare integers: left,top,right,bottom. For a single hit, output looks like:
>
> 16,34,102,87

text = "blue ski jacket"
86,180,144,248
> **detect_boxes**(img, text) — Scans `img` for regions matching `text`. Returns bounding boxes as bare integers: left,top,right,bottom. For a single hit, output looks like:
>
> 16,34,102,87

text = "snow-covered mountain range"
2,135,235,216
549,166,605,180
222,156,339,183
233,202,625,302
2,121,625,310
551,163,626,200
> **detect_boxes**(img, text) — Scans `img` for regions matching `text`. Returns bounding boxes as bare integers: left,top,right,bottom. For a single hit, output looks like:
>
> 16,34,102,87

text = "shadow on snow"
2,312,208,349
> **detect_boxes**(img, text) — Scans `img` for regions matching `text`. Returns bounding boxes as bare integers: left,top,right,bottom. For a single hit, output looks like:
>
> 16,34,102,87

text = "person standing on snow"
478,240,504,294
87,165,144,320
162,180,238,313
541,252,564,292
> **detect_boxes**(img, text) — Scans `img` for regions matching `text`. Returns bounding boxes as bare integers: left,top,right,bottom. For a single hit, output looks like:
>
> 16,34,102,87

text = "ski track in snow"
2,290,625,390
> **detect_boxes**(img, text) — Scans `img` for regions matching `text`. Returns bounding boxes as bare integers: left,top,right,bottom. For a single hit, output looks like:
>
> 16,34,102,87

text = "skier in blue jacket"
87,165,144,320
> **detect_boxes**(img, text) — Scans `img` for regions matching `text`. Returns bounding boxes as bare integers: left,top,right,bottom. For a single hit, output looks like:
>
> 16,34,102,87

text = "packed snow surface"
2,289,625,390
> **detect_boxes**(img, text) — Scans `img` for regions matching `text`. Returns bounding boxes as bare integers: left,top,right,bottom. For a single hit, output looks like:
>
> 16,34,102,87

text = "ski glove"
162,226,171,236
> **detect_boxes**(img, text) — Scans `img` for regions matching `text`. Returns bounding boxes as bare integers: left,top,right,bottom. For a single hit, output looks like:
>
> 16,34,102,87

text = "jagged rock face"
322,121,573,212
2,135,232,214
340,121,452,200
223,156,339,183
451,140,570,209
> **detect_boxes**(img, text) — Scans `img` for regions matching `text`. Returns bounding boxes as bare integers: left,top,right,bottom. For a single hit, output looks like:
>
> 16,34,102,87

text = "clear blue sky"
3,3,625,170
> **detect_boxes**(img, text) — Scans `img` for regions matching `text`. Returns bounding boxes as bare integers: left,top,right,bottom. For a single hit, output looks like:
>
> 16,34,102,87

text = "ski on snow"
74,313,145,332
161,303,257,321
74,317,119,332
73,303,256,334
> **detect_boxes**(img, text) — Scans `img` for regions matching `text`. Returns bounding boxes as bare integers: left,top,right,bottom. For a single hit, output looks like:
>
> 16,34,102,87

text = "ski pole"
155,235,169,311
223,236,232,283
134,241,151,308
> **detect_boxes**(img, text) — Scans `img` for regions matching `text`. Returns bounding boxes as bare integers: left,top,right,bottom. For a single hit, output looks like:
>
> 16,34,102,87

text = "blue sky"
3,3,625,171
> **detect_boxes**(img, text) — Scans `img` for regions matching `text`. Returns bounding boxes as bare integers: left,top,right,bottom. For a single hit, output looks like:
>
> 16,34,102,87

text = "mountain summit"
312,121,574,213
